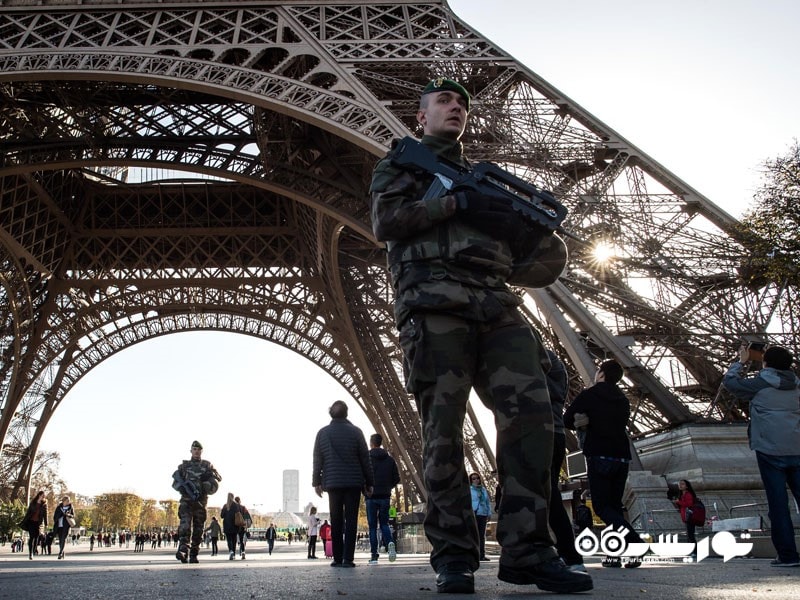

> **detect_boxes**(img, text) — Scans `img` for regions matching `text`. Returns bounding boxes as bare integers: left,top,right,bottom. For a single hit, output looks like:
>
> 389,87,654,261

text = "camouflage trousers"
178,498,207,555
399,309,557,572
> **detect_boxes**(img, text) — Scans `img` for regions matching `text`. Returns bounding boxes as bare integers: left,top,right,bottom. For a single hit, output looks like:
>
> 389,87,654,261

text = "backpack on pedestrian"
685,498,706,526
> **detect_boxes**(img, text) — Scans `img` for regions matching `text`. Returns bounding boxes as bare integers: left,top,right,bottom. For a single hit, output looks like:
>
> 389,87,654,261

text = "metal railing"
729,502,768,518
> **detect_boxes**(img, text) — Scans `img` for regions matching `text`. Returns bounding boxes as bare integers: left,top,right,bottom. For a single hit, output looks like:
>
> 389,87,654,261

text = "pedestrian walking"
312,400,374,568
220,492,242,561
564,360,641,569
52,495,75,559
366,433,400,565
171,440,221,564
266,522,277,555
20,490,48,560
205,516,222,556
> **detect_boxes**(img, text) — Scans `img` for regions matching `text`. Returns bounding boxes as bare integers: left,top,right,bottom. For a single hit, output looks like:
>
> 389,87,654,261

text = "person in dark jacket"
21,490,48,560
220,492,242,561
564,359,641,568
365,433,401,564
312,400,374,568
265,522,278,555
204,516,222,556
234,496,251,560
545,349,585,572
723,344,800,567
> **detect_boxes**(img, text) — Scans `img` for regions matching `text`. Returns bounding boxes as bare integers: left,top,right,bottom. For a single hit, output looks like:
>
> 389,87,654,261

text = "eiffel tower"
1,0,795,503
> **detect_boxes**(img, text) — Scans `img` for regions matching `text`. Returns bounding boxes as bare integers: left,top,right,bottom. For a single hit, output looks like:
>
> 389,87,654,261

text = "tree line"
0,494,181,542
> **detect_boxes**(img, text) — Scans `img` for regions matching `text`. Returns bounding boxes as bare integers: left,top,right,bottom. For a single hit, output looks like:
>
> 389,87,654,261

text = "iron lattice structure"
1,0,796,502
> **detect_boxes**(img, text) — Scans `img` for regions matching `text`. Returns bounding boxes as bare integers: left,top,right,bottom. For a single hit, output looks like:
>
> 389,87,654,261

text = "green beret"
421,77,470,110
191,440,203,449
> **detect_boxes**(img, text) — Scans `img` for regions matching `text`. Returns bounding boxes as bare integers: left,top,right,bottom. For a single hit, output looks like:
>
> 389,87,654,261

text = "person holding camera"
723,344,800,568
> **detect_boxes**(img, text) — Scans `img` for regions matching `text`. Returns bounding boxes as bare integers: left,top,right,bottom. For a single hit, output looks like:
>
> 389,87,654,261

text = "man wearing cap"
172,441,220,563
369,79,591,593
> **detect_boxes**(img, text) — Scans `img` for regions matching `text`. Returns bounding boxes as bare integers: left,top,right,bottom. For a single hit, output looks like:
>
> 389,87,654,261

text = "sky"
37,0,799,515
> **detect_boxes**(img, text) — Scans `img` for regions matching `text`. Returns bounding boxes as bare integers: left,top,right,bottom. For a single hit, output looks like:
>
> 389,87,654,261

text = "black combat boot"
435,562,474,594
498,556,593,593
175,544,189,563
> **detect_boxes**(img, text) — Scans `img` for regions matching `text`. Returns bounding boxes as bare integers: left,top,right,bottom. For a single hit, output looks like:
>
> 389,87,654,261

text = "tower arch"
2,0,796,503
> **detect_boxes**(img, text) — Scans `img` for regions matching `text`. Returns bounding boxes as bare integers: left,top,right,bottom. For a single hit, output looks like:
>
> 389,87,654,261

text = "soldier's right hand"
455,190,528,244
455,190,511,214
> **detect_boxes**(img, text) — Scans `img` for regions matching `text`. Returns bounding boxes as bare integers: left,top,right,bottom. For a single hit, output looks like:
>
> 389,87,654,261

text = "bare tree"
29,450,68,503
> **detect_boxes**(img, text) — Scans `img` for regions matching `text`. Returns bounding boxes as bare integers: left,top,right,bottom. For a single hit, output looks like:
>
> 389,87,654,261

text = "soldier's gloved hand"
455,191,525,241
456,190,511,213
574,412,590,429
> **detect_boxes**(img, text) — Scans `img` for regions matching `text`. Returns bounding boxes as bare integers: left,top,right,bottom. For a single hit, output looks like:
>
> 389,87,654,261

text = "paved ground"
1,540,798,599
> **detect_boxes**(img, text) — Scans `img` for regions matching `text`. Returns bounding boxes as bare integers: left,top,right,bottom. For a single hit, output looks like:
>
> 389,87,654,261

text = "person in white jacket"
307,506,320,559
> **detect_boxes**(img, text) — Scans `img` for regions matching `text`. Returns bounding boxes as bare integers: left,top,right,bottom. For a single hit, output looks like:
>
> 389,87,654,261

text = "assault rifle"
389,136,568,233
175,472,201,502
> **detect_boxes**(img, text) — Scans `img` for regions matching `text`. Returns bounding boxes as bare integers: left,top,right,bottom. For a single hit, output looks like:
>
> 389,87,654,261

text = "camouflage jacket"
171,458,220,499
369,135,566,326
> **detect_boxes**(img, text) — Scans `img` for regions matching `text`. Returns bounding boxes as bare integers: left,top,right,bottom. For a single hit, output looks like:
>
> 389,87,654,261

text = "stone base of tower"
616,423,799,553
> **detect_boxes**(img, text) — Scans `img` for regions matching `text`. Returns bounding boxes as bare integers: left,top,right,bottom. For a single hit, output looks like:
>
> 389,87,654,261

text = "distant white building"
282,469,299,513
267,510,305,531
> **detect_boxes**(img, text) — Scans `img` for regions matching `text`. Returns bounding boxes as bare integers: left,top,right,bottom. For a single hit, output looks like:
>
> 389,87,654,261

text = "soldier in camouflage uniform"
369,78,592,594
172,440,220,563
